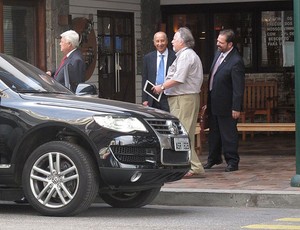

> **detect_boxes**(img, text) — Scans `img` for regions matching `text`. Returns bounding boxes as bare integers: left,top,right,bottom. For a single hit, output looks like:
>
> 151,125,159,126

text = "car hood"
19,93,174,119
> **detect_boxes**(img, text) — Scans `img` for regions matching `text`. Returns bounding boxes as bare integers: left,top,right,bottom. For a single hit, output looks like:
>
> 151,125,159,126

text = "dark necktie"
54,56,67,77
156,54,165,85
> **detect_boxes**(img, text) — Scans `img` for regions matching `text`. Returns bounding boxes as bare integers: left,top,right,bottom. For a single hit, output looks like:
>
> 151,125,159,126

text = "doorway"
97,11,135,103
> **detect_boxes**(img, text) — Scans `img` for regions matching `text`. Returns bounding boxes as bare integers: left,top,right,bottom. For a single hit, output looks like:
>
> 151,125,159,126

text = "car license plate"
174,137,190,151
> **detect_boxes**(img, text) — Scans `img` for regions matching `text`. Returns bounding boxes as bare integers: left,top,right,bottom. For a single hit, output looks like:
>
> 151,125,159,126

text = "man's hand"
152,85,163,94
143,101,149,106
232,110,240,119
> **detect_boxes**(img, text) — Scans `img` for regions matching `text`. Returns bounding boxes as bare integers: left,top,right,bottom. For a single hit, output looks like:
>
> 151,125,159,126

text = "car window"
0,70,18,89
0,54,73,94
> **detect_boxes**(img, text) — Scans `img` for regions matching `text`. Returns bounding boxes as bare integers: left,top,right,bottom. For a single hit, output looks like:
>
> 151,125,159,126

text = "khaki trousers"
168,94,204,174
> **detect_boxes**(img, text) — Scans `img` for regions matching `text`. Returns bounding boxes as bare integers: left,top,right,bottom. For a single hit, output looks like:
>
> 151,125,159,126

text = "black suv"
0,53,190,216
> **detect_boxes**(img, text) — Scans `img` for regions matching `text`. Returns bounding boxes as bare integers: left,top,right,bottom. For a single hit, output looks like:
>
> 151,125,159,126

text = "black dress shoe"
225,165,239,172
203,160,223,169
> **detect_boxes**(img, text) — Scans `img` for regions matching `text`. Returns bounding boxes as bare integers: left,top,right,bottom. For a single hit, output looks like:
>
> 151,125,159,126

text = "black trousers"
152,94,170,112
207,114,240,166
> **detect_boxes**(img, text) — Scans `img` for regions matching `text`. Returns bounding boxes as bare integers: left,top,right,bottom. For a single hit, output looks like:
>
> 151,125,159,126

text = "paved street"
0,134,299,229
0,202,300,230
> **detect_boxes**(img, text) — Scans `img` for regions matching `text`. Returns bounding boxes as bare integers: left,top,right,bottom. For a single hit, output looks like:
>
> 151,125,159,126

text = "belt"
167,94,198,98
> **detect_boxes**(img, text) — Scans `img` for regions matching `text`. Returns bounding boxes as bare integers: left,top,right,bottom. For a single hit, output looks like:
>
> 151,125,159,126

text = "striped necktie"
54,56,67,77
209,54,224,90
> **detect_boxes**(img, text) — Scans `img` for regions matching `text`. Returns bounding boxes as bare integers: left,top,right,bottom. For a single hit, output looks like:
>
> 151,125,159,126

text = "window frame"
0,0,46,70
161,1,294,74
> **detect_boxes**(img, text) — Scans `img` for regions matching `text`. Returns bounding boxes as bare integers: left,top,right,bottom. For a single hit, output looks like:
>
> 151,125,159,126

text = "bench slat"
196,123,295,133
237,123,295,132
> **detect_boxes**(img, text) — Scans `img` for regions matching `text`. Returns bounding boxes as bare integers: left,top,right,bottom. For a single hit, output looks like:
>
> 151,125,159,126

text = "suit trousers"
152,93,170,112
208,114,240,166
168,94,204,174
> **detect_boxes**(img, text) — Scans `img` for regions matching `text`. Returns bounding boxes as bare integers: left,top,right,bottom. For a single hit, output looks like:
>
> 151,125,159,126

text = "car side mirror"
75,83,98,96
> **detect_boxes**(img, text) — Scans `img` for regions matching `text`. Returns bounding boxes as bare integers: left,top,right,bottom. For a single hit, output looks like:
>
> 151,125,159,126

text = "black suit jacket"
55,49,86,92
142,49,176,106
208,47,245,116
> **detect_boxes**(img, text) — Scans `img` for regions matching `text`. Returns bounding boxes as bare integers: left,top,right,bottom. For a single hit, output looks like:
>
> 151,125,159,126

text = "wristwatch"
160,84,165,90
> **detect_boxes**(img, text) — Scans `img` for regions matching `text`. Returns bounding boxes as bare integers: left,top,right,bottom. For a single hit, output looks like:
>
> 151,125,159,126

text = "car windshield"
0,53,72,94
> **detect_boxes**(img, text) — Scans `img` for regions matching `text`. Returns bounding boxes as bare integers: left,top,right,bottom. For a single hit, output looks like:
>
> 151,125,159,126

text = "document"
143,80,162,102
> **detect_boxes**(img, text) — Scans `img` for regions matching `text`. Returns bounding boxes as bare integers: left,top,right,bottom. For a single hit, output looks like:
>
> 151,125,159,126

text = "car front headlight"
93,115,148,133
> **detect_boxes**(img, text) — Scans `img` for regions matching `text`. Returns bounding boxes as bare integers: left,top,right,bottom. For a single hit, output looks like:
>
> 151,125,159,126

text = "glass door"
97,11,135,102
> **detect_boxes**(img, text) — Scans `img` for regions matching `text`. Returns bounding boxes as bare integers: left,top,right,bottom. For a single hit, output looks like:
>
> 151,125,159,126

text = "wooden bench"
199,80,208,110
240,80,278,140
195,79,285,151
195,81,208,154
195,123,295,153
195,123,201,155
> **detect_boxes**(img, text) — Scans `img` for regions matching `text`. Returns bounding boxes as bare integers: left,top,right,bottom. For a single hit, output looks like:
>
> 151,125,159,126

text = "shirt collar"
221,47,233,59
67,48,77,57
157,49,168,57
175,47,189,56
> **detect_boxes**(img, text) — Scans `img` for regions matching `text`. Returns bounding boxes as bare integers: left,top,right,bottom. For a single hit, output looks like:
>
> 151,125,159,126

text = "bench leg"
195,124,201,155
240,112,247,141
195,133,201,155
267,111,271,136
242,131,246,141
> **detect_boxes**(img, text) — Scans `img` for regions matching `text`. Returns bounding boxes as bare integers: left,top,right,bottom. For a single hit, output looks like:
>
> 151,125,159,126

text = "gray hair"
60,30,80,48
177,27,195,48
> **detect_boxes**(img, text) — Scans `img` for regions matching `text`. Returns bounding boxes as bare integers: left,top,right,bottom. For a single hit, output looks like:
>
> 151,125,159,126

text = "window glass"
168,14,209,72
3,5,36,64
162,2,293,73
98,17,111,35
0,53,71,93
261,11,294,68
214,13,253,68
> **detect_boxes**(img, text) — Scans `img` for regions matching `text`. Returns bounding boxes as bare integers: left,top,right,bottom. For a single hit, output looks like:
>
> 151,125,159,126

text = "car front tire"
22,141,99,216
99,187,161,208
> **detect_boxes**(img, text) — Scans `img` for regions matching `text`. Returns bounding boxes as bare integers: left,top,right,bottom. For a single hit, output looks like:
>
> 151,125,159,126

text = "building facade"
161,0,294,122
0,0,295,119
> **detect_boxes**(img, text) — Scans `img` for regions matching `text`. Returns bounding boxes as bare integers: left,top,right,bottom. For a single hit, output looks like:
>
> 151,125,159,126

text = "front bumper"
95,117,191,190
98,166,189,191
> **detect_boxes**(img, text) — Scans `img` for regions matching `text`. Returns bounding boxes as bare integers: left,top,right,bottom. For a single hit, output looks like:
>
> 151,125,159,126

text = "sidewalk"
154,133,300,209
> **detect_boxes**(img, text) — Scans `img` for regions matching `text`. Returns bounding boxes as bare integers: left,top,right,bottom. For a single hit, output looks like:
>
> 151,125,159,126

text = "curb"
152,188,300,209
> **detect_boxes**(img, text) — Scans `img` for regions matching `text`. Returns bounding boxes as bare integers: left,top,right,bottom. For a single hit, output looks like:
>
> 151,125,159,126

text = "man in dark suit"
142,31,176,112
47,30,85,92
204,29,245,172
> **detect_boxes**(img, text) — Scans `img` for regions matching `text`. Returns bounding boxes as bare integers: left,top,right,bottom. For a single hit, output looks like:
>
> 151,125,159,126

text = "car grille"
110,145,158,164
145,119,184,135
162,149,189,165
109,119,188,165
